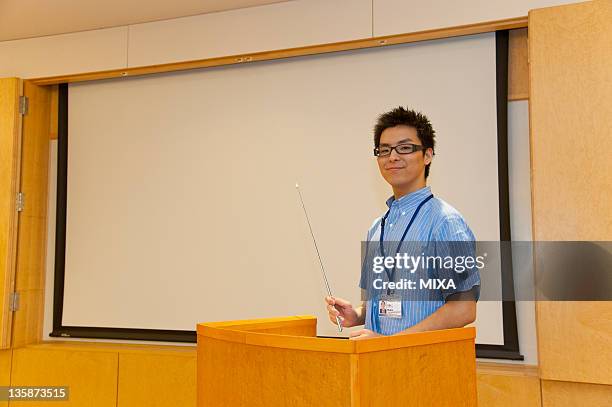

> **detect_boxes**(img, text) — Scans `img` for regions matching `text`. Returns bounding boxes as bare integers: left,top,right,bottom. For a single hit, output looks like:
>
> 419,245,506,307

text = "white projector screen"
58,32,510,348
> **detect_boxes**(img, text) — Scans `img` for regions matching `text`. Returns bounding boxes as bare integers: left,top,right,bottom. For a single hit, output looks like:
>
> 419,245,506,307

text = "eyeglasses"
374,143,425,157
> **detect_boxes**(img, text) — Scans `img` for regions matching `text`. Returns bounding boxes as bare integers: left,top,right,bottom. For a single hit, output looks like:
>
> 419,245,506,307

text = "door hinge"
10,292,20,312
19,96,29,115
16,192,25,212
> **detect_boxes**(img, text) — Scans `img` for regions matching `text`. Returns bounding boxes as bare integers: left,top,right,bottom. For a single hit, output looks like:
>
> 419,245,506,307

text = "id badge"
378,295,402,319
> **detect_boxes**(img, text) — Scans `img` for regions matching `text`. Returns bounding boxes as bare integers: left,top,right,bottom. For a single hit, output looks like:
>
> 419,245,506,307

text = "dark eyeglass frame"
373,143,425,157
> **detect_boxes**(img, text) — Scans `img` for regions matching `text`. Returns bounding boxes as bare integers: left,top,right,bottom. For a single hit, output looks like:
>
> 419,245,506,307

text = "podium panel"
197,316,476,407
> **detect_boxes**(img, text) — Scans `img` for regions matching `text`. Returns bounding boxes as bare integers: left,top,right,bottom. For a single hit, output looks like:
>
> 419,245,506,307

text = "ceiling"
0,0,290,42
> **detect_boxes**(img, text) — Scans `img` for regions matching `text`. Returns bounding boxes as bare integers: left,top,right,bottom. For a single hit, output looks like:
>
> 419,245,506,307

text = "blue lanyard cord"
378,194,434,293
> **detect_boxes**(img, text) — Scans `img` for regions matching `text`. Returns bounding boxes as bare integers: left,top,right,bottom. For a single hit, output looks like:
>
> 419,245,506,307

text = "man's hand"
349,328,381,340
325,296,361,328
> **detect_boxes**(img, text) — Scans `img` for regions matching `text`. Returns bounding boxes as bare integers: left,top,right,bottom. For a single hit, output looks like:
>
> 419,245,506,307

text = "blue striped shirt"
360,186,480,335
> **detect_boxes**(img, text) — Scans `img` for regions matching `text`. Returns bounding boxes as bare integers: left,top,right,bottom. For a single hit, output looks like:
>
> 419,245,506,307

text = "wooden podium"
197,316,477,406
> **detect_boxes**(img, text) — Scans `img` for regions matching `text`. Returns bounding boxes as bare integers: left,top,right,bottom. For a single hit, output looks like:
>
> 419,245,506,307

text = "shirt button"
401,212,406,216
390,223,393,227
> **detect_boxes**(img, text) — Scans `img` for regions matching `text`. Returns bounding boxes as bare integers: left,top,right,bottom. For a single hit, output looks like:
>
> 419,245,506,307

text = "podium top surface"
197,316,475,354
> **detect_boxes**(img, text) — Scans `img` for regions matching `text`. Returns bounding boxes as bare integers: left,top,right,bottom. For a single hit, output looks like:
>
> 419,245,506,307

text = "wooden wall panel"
542,380,612,407
10,347,118,407
537,301,612,384
0,350,12,407
49,86,58,141
529,0,612,386
529,0,612,242
117,352,196,407
477,363,541,407
0,78,22,349
10,289,44,349
508,28,529,100
11,81,51,347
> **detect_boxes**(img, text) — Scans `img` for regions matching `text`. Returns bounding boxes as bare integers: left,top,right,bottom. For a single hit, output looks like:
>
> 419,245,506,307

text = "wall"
529,0,612,404
1,0,575,79
1,0,588,406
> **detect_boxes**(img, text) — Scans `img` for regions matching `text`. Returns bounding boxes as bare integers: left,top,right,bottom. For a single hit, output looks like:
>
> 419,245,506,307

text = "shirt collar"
385,186,432,211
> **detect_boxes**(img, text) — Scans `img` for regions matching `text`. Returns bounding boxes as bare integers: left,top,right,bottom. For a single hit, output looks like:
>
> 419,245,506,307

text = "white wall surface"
1,0,583,79
0,27,128,78
507,100,537,365
373,0,580,36
127,0,372,67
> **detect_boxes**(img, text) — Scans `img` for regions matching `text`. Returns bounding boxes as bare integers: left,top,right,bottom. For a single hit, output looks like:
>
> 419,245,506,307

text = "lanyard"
379,194,433,294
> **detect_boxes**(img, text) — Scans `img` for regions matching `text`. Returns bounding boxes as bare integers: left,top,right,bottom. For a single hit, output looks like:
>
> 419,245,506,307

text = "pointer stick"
295,183,343,333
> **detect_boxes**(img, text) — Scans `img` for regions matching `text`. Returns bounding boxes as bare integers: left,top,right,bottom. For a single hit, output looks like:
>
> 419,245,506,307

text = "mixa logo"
372,278,457,291
420,278,456,290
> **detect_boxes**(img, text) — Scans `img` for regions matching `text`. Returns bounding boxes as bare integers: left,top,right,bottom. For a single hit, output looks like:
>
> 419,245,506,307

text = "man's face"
377,125,432,191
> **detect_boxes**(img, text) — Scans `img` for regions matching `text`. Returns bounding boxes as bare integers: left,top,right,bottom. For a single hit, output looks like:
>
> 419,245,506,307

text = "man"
325,107,480,339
